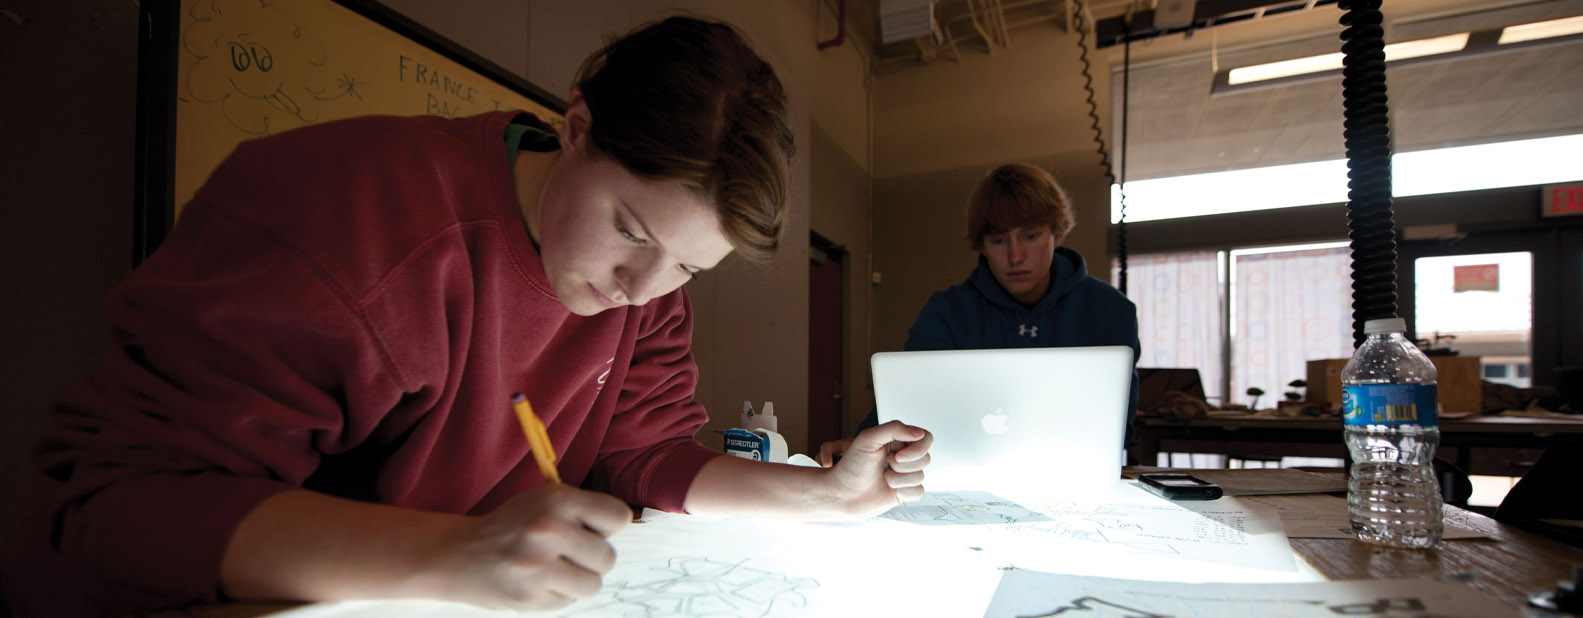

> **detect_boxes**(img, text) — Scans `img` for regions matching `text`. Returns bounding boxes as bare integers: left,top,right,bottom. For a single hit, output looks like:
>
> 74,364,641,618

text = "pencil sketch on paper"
557,557,819,618
182,0,356,136
1014,595,1170,618
986,570,1516,618
1003,595,1436,618
875,492,1260,559
878,491,1055,525
995,501,1256,557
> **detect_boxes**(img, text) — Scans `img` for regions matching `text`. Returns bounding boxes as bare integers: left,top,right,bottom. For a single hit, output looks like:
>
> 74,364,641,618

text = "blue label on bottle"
1342,383,1438,426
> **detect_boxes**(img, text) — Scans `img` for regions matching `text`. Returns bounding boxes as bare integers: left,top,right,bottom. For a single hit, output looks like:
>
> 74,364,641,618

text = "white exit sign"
1542,182,1583,218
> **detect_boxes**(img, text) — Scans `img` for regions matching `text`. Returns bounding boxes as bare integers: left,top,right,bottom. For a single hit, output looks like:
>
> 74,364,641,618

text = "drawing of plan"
555,557,818,618
879,491,1054,525
1008,498,1292,571
868,490,1295,573
983,570,1518,618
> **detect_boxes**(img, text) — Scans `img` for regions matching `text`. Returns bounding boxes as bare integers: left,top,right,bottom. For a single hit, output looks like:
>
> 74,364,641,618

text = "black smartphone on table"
1138,473,1223,501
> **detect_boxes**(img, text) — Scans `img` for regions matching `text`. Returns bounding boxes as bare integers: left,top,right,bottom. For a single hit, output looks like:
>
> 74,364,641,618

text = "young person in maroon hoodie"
5,16,932,617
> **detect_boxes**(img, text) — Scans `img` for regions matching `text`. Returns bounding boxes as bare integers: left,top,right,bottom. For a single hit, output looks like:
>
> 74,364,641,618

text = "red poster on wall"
1453,264,1499,293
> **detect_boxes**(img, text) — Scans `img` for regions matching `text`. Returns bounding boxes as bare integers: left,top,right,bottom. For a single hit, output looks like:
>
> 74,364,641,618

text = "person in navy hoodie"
821,163,1138,465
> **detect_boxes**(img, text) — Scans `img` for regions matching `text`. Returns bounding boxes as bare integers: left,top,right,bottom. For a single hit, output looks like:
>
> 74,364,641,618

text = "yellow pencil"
511,392,561,484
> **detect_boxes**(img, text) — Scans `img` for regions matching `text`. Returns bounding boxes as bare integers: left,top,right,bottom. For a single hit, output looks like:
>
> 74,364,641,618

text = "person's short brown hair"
575,17,793,264
964,164,1075,250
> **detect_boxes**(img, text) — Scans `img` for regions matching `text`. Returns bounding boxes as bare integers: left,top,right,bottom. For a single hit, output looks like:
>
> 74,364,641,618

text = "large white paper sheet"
542,511,999,617
886,485,1298,575
258,486,1310,617
982,571,1517,618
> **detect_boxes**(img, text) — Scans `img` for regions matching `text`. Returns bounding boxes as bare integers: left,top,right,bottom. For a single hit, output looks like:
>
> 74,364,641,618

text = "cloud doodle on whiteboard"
181,0,361,135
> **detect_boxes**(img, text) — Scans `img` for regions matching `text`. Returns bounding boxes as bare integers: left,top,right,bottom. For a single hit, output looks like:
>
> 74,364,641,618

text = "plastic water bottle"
1342,317,1442,548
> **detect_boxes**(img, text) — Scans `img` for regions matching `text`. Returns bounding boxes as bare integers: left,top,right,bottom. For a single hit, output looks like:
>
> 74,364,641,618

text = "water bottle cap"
1363,317,1407,334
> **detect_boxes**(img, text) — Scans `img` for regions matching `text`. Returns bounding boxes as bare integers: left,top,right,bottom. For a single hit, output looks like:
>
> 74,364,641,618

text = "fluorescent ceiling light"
1110,133,1583,224
1227,33,1470,85
1498,15,1583,45
1228,53,1344,85
1384,33,1472,61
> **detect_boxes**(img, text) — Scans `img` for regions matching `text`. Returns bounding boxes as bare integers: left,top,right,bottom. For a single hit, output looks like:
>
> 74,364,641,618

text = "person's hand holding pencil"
405,392,629,611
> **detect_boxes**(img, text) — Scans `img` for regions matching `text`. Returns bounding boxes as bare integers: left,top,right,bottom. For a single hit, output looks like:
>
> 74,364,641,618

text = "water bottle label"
1342,383,1438,426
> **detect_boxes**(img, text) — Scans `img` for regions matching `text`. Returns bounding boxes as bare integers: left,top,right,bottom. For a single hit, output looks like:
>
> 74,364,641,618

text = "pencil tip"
512,392,525,403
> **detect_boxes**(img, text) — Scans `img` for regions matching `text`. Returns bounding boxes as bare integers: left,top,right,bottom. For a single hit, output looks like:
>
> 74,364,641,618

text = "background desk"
1132,413,1583,475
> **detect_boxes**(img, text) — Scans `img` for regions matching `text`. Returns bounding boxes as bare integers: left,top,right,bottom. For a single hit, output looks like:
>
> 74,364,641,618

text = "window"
1413,252,1533,389
1115,251,1226,403
1116,241,1352,408
1230,244,1355,408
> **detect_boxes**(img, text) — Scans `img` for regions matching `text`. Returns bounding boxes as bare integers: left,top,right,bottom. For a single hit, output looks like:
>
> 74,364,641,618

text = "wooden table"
1114,466,1583,610
1132,413,1583,475
1268,492,1581,610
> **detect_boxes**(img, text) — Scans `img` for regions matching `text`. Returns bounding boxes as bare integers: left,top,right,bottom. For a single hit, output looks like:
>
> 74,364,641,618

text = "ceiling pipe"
818,0,848,49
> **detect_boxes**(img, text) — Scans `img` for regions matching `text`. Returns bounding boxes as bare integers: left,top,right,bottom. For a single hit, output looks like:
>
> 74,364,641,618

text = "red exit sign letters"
1543,182,1583,218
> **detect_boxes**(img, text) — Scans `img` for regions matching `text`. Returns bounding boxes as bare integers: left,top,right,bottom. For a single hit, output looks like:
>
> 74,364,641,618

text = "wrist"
686,456,868,519
805,466,869,520
401,514,474,601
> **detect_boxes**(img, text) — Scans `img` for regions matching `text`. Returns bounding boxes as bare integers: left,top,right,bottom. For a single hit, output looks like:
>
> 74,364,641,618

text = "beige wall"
869,23,1118,385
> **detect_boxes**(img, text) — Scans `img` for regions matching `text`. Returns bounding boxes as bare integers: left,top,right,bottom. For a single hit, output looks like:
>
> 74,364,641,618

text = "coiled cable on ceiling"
1073,0,1127,294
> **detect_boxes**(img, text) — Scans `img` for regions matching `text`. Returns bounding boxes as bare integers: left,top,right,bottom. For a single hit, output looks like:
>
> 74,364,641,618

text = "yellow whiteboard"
169,0,563,220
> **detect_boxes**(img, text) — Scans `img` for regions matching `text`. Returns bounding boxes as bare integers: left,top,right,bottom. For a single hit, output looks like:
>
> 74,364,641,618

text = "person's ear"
1051,234,1065,248
561,90,592,157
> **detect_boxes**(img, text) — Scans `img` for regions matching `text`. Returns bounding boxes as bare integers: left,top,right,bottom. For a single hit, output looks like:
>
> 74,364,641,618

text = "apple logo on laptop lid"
980,407,1010,436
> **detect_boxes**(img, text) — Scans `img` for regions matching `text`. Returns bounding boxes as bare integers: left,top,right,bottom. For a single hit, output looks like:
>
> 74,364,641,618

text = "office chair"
1496,444,1583,547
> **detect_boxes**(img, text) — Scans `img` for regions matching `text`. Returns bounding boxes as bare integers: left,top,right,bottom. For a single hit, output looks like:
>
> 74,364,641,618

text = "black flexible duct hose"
1339,0,1398,347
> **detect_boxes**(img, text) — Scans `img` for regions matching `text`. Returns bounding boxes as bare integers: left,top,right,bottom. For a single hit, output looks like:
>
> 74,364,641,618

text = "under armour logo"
1019,324,1038,337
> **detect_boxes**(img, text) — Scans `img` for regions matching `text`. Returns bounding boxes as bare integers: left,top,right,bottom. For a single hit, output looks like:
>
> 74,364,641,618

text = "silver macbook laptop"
872,346,1134,499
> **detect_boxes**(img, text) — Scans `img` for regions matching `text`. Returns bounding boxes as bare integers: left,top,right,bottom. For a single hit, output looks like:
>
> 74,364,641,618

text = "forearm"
220,489,464,603
681,456,857,520
683,422,933,521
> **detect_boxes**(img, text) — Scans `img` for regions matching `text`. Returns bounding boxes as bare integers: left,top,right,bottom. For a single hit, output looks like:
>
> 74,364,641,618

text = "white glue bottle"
721,401,787,463
744,401,778,433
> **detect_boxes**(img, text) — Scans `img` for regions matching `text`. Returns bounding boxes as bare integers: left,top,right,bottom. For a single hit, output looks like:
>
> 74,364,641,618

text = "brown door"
808,241,845,455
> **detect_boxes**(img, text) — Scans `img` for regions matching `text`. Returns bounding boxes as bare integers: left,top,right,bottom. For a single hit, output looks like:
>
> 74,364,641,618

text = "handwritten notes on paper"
982,571,1517,618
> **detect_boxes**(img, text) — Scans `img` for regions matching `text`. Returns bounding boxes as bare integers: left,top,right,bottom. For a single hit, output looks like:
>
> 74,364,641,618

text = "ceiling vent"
880,0,940,44
1154,0,1197,29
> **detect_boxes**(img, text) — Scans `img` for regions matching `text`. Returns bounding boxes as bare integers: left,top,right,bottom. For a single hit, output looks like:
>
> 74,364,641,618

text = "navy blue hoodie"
905,247,1141,430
